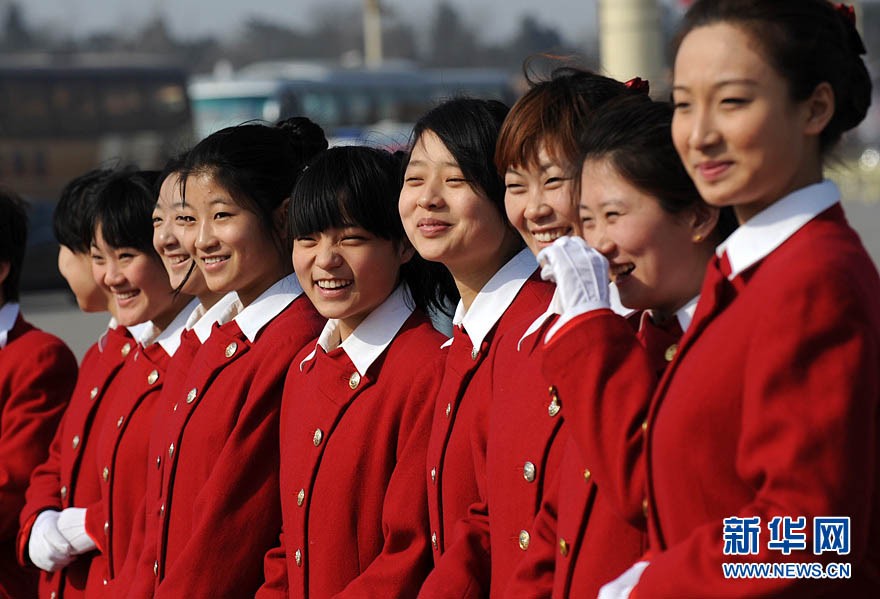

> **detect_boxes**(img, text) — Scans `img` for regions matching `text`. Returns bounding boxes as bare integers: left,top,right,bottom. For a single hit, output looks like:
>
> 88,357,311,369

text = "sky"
13,0,617,45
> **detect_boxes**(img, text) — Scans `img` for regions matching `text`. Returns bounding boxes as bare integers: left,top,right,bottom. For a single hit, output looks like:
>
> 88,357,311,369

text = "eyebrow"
673,78,759,92
407,159,460,169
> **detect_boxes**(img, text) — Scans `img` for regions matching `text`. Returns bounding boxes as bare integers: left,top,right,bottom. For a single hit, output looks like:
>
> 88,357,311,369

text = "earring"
693,234,703,242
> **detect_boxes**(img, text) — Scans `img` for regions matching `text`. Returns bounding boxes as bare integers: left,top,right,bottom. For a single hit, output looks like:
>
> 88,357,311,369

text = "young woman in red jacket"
123,118,326,599
540,1,879,596
257,146,456,598
416,69,645,599
398,98,555,578
505,93,735,598
17,170,166,599
0,188,78,599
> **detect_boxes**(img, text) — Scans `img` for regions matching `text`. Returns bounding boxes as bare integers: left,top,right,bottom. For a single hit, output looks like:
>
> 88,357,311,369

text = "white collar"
190,292,243,344
446,247,537,350
644,295,699,335
233,273,303,342
153,298,201,357
717,180,839,280
299,284,414,376
0,302,20,349
516,281,634,350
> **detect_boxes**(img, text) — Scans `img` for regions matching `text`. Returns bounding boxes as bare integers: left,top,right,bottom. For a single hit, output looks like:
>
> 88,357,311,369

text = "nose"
523,189,552,223
104,259,126,288
155,219,179,251
315,241,343,271
586,221,615,258
417,176,446,210
688,106,721,151
194,219,218,254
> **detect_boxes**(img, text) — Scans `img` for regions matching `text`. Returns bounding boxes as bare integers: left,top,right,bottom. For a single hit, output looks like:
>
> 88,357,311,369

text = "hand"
57,507,98,554
537,236,610,340
28,510,74,572
596,560,650,599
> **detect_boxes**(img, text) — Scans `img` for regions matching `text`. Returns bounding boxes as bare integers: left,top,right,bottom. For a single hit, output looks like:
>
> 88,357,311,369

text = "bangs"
290,146,403,241
92,171,156,253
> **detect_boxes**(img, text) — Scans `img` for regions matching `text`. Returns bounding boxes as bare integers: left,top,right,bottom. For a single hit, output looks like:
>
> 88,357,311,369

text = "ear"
803,82,835,137
273,198,291,238
397,239,416,265
687,203,720,244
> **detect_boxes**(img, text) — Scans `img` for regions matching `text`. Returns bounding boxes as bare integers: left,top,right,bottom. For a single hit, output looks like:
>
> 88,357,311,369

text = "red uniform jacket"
504,313,682,598
18,325,134,599
425,267,554,573
258,309,446,599
125,292,323,599
84,341,170,587
544,195,880,596
1,314,77,599
419,310,566,599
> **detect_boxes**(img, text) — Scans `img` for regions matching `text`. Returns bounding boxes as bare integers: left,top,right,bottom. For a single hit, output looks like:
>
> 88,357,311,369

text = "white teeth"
203,256,227,264
611,264,635,277
533,229,569,243
169,255,189,265
117,291,138,300
316,279,352,289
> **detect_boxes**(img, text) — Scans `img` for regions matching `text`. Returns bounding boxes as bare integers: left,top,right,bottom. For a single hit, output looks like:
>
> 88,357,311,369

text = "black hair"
291,146,457,316
0,187,28,302
91,169,161,255
53,168,115,253
675,0,871,153
407,97,510,214
156,152,189,198
180,117,328,252
577,94,737,241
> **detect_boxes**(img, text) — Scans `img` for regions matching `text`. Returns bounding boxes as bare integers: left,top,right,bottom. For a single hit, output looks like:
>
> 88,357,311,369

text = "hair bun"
276,116,329,156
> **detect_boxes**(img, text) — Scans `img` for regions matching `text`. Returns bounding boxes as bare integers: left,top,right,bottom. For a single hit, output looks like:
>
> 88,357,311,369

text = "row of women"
1,1,877,597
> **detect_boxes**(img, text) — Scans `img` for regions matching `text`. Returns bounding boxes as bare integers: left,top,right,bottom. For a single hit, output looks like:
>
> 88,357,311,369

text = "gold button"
51,593,56,599
349,371,361,389
295,548,302,567
641,420,648,433
147,370,159,385
102,466,110,482
72,435,80,450
104,521,110,535
559,538,569,557
430,467,437,484
225,342,238,358
518,530,530,550
156,455,161,469
186,388,197,403
60,485,67,500
548,397,560,418
665,343,678,362
642,497,649,517
117,416,124,428
431,531,438,549
172,403,178,412
583,469,591,483
90,386,99,399
153,560,158,576
548,385,557,396
121,342,131,357
523,461,536,482
297,489,305,506
471,347,479,360
168,443,174,458
103,578,108,585
160,503,165,516
445,403,451,418
313,428,323,446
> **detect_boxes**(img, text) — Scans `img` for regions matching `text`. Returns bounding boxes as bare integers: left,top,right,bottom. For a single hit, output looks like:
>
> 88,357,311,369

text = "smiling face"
504,143,578,256
579,158,707,317
58,245,109,312
179,172,286,306
399,131,516,279
671,22,820,222
293,226,411,341
152,173,210,297
91,224,178,328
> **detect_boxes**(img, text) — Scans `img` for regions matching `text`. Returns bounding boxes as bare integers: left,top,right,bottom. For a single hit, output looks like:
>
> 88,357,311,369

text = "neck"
238,264,291,307
152,293,193,331
735,155,824,224
197,291,226,311
451,235,522,312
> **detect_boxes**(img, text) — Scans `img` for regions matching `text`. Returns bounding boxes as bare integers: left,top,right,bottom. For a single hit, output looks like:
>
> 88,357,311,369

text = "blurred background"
2,0,878,357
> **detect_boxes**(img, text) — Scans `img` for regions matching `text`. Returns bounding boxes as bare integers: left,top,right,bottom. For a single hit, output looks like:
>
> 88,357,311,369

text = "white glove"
57,507,98,554
536,236,610,341
28,510,74,572
596,560,650,599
